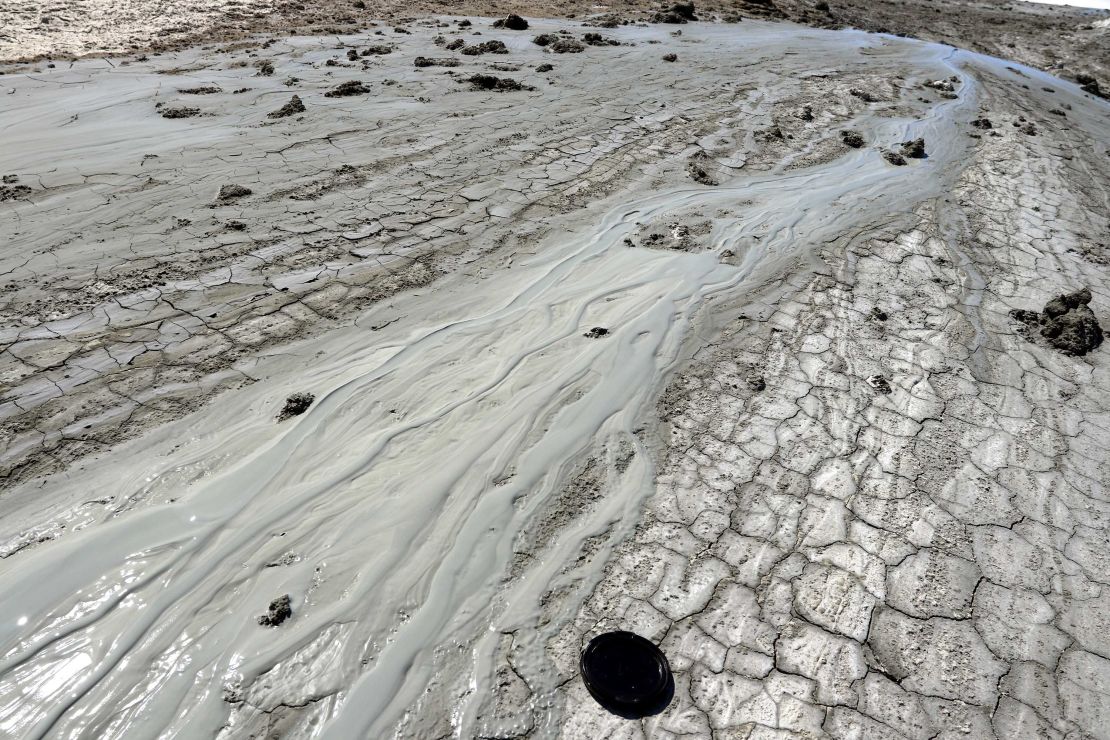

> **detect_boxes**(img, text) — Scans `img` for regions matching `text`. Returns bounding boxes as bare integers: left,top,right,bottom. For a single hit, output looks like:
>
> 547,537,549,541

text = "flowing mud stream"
1,16,1108,739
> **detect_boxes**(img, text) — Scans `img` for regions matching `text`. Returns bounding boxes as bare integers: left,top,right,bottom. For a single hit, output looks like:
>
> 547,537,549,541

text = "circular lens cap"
580,631,672,713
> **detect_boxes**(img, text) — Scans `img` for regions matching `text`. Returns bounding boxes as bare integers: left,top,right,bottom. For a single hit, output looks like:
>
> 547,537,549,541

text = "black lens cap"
580,631,673,716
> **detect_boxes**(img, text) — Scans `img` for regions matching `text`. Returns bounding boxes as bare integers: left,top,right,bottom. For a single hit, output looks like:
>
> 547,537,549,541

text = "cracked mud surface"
1,14,1109,740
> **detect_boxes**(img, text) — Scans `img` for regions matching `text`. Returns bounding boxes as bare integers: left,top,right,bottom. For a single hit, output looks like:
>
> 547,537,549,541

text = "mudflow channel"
0,17,1102,740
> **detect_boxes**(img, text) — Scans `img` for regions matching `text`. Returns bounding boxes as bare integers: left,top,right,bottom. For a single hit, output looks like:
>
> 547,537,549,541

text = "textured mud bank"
0,15,1108,740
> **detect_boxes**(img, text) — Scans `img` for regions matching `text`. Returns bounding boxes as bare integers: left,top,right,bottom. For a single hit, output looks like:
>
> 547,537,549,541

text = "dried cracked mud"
1,12,1110,740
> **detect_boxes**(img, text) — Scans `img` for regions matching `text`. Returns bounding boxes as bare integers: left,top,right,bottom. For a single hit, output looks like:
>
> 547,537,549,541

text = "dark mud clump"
179,86,221,94
900,137,926,158
278,392,315,420
465,74,533,92
493,14,529,30
160,105,201,119
414,56,460,68
583,33,619,46
462,40,509,56
346,48,359,61
867,375,892,394
849,87,878,102
883,151,907,166
652,3,697,23
217,184,252,201
536,63,554,72
971,117,993,130
0,184,32,201
1011,287,1104,356
445,38,465,51
256,61,275,76
840,130,864,148
268,94,305,118
584,327,610,338
534,34,585,54
687,160,717,185
324,80,371,97
257,595,292,626
1075,73,1105,99
362,44,393,55
662,53,678,62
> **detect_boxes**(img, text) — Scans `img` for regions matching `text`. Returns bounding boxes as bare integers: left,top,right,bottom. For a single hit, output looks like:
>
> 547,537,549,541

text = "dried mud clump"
159,106,200,119
268,94,305,118
1011,287,1104,356
900,137,926,158
662,53,678,62
653,3,697,23
445,39,465,51
687,160,718,185
1075,73,1105,99
362,44,393,55
850,87,878,102
583,327,609,338
971,117,993,129
217,184,252,201
883,151,907,166
462,40,509,56
583,33,619,46
0,183,32,201
535,63,554,72
840,129,864,148
534,34,584,54
256,61,275,76
414,56,460,67
179,86,221,94
492,14,529,30
257,595,292,626
278,392,315,420
324,80,371,97
867,374,892,394
465,74,533,92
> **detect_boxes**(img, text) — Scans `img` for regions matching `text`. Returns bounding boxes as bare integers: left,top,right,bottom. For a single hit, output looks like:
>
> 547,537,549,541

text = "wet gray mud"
1,16,1109,740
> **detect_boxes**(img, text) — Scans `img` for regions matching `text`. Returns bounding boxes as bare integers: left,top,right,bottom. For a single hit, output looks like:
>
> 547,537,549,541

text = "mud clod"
278,392,315,420
267,94,305,118
257,595,292,626
1012,287,1104,356
662,53,678,62
465,74,532,92
535,63,554,73
0,184,32,201
867,374,892,393
160,106,200,119
324,80,371,97
840,129,864,148
216,184,252,202
971,117,993,129
584,327,610,338
583,33,619,46
462,40,509,56
493,14,529,30
414,56,460,68
900,137,926,158
362,44,393,55
179,86,221,94
883,151,907,166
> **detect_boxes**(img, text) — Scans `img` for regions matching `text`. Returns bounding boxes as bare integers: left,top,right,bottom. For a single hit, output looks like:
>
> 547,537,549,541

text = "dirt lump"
492,14,529,30
278,392,315,420
324,80,371,97
257,595,292,626
267,94,305,118
840,130,864,148
465,74,533,92
1011,287,1104,356
462,40,509,56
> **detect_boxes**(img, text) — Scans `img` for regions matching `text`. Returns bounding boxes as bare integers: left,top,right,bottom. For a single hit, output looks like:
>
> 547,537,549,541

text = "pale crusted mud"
0,15,1109,740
